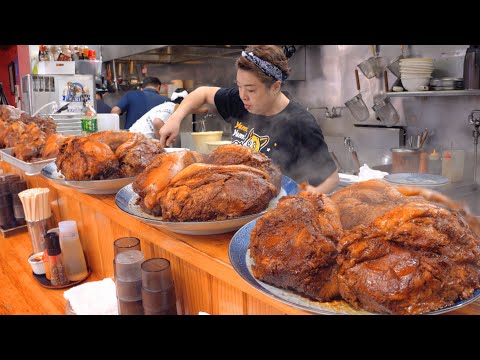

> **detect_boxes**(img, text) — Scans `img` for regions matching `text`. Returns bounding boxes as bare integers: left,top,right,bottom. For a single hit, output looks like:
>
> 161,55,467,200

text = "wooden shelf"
385,89,480,97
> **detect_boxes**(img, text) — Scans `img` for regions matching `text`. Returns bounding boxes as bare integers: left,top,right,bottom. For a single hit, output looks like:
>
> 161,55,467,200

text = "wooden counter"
2,162,480,315
0,231,99,315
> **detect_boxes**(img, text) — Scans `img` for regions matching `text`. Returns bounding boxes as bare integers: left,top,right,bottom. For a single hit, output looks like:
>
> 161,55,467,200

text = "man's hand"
159,119,180,147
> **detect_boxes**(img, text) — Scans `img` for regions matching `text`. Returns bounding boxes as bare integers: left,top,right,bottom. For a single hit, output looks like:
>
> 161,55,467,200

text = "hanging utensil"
345,69,369,122
128,60,138,85
387,45,405,78
358,45,382,79
372,97,399,127
117,63,123,85
384,70,389,92
106,63,112,81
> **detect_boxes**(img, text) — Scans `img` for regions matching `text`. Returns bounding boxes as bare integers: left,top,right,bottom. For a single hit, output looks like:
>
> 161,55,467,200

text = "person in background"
159,45,339,194
129,88,189,139
111,76,169,129
95,79,112,113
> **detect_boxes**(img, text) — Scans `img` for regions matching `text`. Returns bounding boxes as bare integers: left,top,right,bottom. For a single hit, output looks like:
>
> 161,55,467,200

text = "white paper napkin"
358,164,389,181
64,278,118,315
339,164,389,184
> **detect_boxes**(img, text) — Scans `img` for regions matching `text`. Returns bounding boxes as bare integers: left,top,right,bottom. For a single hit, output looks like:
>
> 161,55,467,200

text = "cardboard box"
37,61,75,75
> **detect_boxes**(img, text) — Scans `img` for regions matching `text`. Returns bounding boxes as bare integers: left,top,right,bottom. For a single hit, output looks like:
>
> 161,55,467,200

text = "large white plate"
41,162,135,194
0,148,55,176
229,218,480,315
115,175,298,235
384,173,449,186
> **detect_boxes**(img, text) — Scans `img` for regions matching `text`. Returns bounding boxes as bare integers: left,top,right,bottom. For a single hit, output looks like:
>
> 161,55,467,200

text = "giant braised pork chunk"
158,163,277,222
208,144,282,195
337,201,480,314
249,179,480,314
330,179,426,230
41,133,71,159
88,130,135,152
250,192,344,301
56,137,120,180
12,122,47,161
132,150,206,216
114,133,165,178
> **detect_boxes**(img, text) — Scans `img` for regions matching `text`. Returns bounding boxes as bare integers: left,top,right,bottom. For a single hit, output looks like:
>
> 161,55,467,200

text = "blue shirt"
116,88,169,129
96,99,112,114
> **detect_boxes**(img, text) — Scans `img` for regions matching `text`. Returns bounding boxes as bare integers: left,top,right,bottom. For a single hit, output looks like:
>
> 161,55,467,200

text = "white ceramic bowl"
401,77,431,91
206,140,232,152
191,131,223,154
28,251,46,275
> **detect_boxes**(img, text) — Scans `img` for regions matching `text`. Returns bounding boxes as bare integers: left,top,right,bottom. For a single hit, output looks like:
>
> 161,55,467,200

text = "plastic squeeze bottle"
59,221,88,281
428,149,442,175
442,151,453,180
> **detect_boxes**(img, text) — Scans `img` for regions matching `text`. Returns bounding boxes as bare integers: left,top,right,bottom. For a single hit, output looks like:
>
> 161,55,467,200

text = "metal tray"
0,148,55,176
0,223,27,238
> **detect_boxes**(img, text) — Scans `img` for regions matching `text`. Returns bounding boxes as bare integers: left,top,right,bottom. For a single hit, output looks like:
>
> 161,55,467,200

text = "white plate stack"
400,58,434,91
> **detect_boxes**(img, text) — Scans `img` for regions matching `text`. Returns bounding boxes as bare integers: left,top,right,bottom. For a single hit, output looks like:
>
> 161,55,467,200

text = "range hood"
101,45,245,64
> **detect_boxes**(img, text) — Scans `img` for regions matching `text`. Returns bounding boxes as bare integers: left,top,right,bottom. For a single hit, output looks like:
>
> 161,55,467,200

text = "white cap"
171,89,188,102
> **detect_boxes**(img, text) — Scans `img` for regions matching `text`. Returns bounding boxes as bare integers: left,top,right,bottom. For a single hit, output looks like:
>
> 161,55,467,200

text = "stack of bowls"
400,58,434,91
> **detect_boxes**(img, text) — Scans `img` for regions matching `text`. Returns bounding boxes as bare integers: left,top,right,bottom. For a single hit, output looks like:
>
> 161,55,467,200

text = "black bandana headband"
241,51,288,82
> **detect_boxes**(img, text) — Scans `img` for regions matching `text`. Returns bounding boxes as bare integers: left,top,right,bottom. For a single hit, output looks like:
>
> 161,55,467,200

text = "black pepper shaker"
44,232,69,286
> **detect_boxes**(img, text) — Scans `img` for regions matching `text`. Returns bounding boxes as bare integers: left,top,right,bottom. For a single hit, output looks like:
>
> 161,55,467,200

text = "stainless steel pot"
391,147,420,173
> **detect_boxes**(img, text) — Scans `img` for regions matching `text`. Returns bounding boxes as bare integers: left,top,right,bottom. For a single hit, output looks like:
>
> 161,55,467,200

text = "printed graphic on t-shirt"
232,121,270,152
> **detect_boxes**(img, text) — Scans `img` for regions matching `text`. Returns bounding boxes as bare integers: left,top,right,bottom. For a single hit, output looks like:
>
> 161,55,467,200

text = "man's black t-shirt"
214,87,336,186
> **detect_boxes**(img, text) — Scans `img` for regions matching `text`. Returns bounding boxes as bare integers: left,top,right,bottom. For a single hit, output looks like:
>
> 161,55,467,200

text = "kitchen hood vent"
102,45,246,65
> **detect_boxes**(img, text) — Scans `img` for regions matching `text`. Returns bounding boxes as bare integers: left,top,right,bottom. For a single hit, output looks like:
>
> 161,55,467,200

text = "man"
159,45,338,194
129,88,189,139
111,76,169,129
95,82,112,114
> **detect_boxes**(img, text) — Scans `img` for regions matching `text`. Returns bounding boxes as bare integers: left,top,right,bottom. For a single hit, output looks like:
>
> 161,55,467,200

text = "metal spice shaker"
44,232,69,286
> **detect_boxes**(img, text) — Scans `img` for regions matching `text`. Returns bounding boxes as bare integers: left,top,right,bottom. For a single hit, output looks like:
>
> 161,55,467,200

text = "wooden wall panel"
246,296,285,315
174,258,212,315
211,278,245,315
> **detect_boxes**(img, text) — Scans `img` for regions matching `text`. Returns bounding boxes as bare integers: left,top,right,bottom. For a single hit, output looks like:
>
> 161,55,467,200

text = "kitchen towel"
64,278,118,315
339,164,389,184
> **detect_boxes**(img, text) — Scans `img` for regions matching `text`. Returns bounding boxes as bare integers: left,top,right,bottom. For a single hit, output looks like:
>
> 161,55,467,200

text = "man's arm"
111,106,123,115
302,170,339,195
159,86,220,147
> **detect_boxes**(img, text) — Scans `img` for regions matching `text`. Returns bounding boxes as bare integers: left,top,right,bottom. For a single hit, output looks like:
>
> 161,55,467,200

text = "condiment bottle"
442,151,453,180
59,220,88,281
428,149,441,175
419,151,428,173
42,249,51,280
44,232,69,286
81,103,98,136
